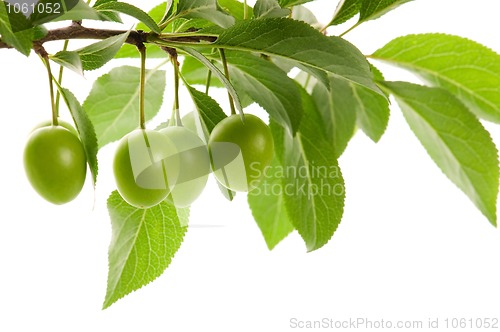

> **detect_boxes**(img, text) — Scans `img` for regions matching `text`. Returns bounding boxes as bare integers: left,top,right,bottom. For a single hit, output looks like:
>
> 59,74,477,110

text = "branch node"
33,42,48,58
161,46,178,64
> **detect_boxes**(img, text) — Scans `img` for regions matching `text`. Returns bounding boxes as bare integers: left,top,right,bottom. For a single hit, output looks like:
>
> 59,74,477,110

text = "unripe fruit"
113,129,172,209
181,112,198,133
24,126,87,204
182,111,208,140
31,119,78,136
208,114,274,192
160,126,210,207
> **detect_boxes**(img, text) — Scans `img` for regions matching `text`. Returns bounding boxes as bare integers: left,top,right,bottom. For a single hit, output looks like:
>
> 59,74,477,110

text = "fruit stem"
338,22,360,37
170,52,182,126
244,0,248,19
219,49,236,115
205,61,213,95
41,55,58,126
138,43,147,130
54,39,69,116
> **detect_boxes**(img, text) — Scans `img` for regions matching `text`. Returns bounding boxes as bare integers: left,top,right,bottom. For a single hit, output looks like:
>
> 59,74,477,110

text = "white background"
1,0,500,331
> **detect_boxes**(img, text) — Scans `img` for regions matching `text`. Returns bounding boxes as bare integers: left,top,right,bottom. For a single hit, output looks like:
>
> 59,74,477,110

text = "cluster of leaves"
1,0,500,309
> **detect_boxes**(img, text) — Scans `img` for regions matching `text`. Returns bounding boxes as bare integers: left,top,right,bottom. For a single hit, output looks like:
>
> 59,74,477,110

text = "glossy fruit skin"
160,126,210,207
24,126,87,205
208,114,274,192
32,119,78,136
113,129,172,209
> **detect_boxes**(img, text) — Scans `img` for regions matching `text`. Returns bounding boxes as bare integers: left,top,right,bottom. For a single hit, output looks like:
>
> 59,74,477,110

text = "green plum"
24,126,87,204
113,129,172,209
208,114,274,192
31,119,78,136
160,126,210,207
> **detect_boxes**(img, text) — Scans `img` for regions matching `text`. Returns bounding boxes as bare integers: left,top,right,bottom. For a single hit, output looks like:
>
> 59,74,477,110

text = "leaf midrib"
77,33,128,56
296,133,317,249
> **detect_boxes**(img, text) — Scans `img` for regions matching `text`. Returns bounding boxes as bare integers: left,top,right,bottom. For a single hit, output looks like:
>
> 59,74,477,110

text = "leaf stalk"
138,43,147,129
40,54,58,126
219,49,236,116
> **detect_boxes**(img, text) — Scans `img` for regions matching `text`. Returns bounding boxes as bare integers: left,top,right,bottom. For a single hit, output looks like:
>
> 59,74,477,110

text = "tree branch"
0,22,217,51
38,22,148,46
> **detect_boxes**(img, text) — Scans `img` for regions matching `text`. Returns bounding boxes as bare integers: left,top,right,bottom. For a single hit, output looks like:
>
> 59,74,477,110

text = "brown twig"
0,22,216,51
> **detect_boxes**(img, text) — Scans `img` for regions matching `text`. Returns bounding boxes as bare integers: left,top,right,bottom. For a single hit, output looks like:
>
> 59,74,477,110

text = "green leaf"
93,0,122,22
50,51,84,76
94,0,116,6
94,2,161,33
214,18,383,97
160,0,180,25
224,51,302,134
179,47,243,115
135,2,166,31
329,0,360,26
373,33,500,124
312,67,389,145
180,55,254,108
353,81,389,142
329,0,412,28
83,66,166,148
32,0,106,25
164,17,215,33
52,32,130,73
276,86,345,251
104,191,188,309
297,64,330,88
113,3,170,58
359,0,413,22
183,82,227,133
248,156,294,250
29,0,76,25
380,81,499,226
92,0,117,8
278,0,316,7
33,25,48,40
176,0,235,28
291,5,320,28
312,77,357,157
0,2,33,56
76,31,129,70
293,70,316,92
218,0,253,20
181,55,223,88
254,0,290,19
53,84,99,185
182,82,235,201
369,63,385,82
